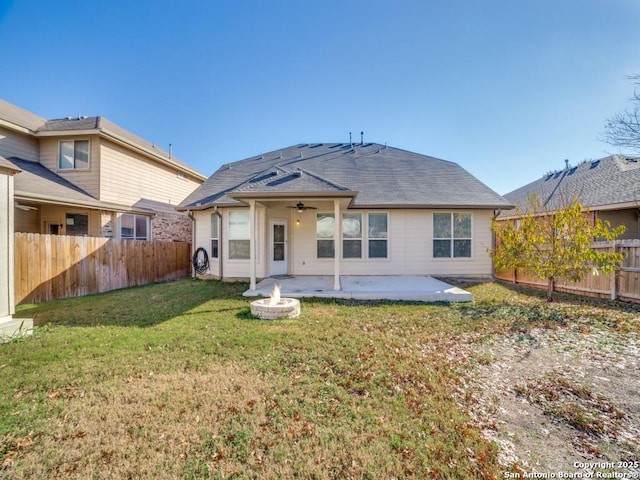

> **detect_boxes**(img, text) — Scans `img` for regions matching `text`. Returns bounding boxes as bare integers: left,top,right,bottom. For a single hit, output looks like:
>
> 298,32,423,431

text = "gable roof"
179,142,511,210
0,99,47,132
502,155,640,217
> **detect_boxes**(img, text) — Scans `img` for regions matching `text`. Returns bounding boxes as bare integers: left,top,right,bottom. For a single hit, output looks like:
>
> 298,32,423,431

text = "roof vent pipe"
360,131,364,146
564,159,569,169
169,143,173,159
349,131,352,147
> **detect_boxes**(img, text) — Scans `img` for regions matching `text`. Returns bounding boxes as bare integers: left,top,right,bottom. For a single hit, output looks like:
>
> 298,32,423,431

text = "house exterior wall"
152,211,192,243
39,135,101,198
195,207,495,280
98,139,200,207
597,208,639,240
14,207,39,233
0,126,39,162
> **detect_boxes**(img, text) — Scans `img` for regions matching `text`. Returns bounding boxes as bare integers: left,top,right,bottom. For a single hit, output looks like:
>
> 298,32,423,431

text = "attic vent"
590,160,600,169
553,171,562,179
309,143,323,148
362,143,374,147
292,171,302,178
544,173,554,181
297,144,309,148
568,166,578,175
330,143,343,148
626,157,638,163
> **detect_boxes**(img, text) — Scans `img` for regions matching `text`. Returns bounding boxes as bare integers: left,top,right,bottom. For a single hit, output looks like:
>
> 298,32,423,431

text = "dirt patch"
468,322,640,474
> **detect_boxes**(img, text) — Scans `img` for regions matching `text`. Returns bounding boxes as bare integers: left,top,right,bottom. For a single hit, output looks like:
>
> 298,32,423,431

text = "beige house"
0,99,206,241
178,142,512,291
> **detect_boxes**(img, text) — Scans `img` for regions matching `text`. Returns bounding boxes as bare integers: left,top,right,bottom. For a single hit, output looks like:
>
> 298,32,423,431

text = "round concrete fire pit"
250,297,300,320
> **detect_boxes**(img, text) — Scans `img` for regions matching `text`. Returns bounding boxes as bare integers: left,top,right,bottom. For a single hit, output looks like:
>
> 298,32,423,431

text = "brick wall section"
152,211,192,242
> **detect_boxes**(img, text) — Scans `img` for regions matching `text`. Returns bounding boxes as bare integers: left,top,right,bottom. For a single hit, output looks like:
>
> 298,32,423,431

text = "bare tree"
603,75,640,151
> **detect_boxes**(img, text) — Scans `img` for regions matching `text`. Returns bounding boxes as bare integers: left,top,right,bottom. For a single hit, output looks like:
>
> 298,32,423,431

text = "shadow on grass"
14,279,250,328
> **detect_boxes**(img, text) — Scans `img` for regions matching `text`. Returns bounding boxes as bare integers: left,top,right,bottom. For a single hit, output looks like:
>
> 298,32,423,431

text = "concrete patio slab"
243,275,472,302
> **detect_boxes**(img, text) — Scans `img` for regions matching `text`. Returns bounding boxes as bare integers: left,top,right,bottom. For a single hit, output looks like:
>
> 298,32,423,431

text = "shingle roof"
502,155,640,216
0,99,47,131
179,143,511,210
8,157,152,213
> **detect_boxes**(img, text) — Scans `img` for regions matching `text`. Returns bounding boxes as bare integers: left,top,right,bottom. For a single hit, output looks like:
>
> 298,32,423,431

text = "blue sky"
2,0,640,195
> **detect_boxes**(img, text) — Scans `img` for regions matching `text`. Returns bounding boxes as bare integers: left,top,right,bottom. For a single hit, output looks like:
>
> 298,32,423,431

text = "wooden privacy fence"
14,233,191,304
494,240,640,303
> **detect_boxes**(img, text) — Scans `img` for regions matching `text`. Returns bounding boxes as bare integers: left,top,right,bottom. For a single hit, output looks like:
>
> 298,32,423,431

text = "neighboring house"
178,142,512,290
0,99,206,241
501,155,640,239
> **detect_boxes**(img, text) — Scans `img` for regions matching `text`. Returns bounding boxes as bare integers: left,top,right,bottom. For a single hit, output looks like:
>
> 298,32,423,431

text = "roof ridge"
296,167,350,191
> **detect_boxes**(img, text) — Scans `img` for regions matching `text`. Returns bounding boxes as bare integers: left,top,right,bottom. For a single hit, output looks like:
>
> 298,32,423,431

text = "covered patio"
243,275,473,302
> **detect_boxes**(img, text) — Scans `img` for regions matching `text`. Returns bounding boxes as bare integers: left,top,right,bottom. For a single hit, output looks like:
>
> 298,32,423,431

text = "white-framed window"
342,213,362,259
433,212,472,258
368,212,388,258
120,214,149,240
210,213,219,259
316,213,335,258
59,140,89,170
228,210,250,259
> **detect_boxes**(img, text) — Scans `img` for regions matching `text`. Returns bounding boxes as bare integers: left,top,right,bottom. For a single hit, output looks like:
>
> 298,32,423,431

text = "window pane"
316,214,334,239
453,213,471,238
211,239,219,259
74,140,89,169
369,239,387,258
120,214,134,238
433,213,451,238
135,215,148,240
454,239,471,258
343,239,362,258
343,213,361,239
273,224,285,243
229,211,250,238
317,239,334,258
65,213,88,236
211,214,218,238
273,243,284,261
59,141,74,169
368,213,388,238
229,239,250,259
433,239,451,258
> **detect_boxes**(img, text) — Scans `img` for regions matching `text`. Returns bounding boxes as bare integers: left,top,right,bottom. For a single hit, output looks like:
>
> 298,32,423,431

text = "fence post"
610,240,618,301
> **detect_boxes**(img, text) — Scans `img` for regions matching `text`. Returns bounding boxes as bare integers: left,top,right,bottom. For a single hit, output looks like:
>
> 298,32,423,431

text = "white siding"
99,139,201,206
0,126,39,162
205,207,496,280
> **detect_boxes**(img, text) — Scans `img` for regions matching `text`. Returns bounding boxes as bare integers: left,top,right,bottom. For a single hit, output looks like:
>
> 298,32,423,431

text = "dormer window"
59,140,89,170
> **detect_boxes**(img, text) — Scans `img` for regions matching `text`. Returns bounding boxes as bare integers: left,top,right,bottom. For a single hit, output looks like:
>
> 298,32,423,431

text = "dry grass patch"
8,364,266,479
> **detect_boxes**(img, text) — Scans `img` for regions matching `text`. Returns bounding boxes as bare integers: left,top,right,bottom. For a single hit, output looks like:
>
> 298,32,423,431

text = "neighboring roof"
8,157,155,214
37,116,206,180
0,99,206,181
0,155,22,173
0,99,47,132
179,143,511,210
502,155,640,217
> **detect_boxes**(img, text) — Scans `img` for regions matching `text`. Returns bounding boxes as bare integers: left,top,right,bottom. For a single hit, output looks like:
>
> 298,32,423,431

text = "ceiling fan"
288,201,317,213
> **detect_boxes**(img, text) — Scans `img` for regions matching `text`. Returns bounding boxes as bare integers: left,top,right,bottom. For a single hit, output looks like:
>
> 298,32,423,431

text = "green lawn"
1,279,637,479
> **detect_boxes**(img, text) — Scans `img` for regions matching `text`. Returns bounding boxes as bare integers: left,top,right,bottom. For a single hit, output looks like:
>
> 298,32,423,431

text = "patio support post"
333,199,341,291
249,199,256,291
